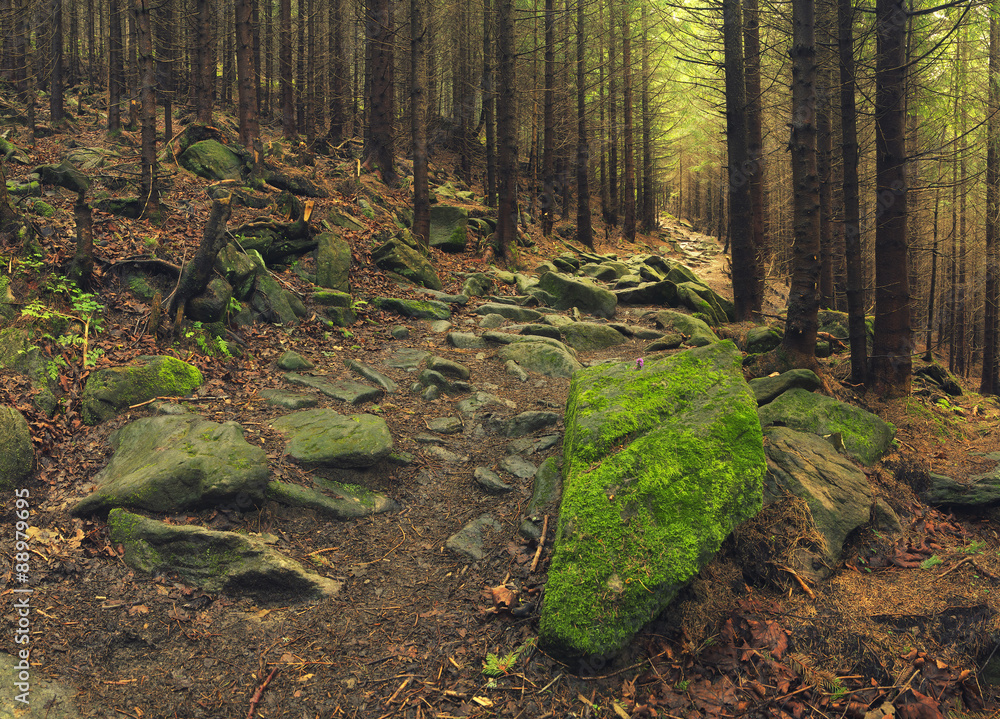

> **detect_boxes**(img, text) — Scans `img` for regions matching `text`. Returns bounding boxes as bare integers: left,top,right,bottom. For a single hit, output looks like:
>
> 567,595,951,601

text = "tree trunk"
744,0,767,302
169,196,233,332
621,4,636,242
640,3,654,233
49,0,64,124
134,0,158,217
327,0,346,142
496,0,518,264
280,0,295,138
925,180,941,362
195,0,215,123
540,0,555,236
365,0,396,185
598,0,609,227
154,0,174,145
484,0,497,208
838,0,865,384
296,0,306,135
817,54,835,308
868,0,911,396
576,0,593,249
411,0,430,247
236,0,259,148
782,0,821,367
108,0,124,131
984,1,999,394
68,191,94,286
607,4,618,227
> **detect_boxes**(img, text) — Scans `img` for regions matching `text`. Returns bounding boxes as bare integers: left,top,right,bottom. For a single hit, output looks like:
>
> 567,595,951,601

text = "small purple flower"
635,358,644,370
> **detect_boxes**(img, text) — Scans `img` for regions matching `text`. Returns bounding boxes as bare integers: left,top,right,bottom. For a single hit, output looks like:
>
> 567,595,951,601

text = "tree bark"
49,0,64,124
280,0,295,138
484,0,497,208
236,0,259,148
365,0,396,185
640,2,654,233
135,0,158,218
984,2,999,394
744,0,767,303
327,0,347,142
782,0,821,367
411,0,430,247
108,0,125,131
868,0,911,397
154,0,174,145
169,196,233,332
576,0,593,249
621,4,636,242
195,0,215,124
496,0,518,264
69,191,94,286
607,4,618,227
540,0,556,237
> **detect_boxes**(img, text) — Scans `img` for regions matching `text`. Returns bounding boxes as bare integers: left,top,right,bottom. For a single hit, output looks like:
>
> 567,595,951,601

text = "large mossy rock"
372,296,450,320
763,426,873,580
72,415,269,516
539,341,766,661
188,276,234,323
179,139,244,181
316,232,352,292
745,326,783,355
758,388,895,466
108,509,341,601
652,309,719,347
215,244,264,299
81,356,203,425
749,368,821,406
497,338,582,378
0,406,33,490
371,237,443,290
0,327,58,415
429,205,469,252
35,161,90,193
535,272,617,318
270,409,394,467
918,458,1000,508
560,322,628,351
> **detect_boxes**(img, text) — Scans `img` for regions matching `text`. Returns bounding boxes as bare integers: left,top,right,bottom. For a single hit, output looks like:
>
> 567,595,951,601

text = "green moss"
32,200,55,217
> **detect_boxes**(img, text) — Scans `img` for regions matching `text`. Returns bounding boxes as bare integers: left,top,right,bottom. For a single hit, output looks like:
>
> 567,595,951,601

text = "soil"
3,114,1000,719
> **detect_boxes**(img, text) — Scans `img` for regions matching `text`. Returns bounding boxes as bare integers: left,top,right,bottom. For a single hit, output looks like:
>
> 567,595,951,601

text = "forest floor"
2,110,1000,719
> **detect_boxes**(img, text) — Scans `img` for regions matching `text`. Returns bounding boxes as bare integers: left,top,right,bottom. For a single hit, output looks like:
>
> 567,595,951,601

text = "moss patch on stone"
81,356,204,425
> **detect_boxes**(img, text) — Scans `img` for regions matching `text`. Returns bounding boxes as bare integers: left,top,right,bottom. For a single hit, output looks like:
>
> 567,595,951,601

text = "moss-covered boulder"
371,237,443,290
613,279,679,306
560,322,628,351
758,388,895,465
215,244,263,300
72,415,269,516
745,325,783,354
0,406,33,490
35,161,90,193
429,205,469,253
179,139,244,181
250,274,302,324
316,231,352,292
267,478,398,519
0,328,58,415
535,272,617,319
372,296,450,320
749,368,821,406
539,341,765,661
652,309,719,347
81,355,203,425
188,276,234,323
498,338,582,378
676,282,728,325
108,509,341,601
270,408,394,467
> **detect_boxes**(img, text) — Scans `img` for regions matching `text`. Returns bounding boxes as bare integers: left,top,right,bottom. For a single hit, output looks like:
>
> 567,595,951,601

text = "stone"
745,326,783,354
498,339,583,379
424,445,468,463
35,160,90,193
373,296,451,320
385,348,431,371
250,274,300,324
179,139,244,181
429,320,452,333
447,332,487,349
446,514,502,561
316,232,352,292
426,356,471,380
519,456,563,540
429,205,469,252
675,282,727,325
613,280,679,306
215,244,263,300
500,410,560,437
500,455,537,478
539,342,765,660
763,426,873,580
479,313,507,328
277,351,314,371
520,324,564,340
81,355,203,425
915,363,962,397
645,334,684,352
187,276,234,323
371,238,442,290
560,323,628,351
475,467,513,494
72,415,269,516
259,389,318,410
428,417,464,434
271,409,393,467
651,310,719,347
0,407,33,490
918,465,1000,508
758,388,896,465
346,359,398,393
505,360,530,382
422,385,442,401
535,272,617,318
462,272,494,297
749,369,822,406
457,392,513,417
283,373,384,404
108,509,341,601
267,479,398,519
475,303,543,322
390,325,410,339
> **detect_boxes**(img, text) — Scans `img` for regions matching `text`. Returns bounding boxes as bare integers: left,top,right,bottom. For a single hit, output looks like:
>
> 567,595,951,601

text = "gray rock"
750,369,822,406
0,407,32,490
448,332,487,349
462,272,494,297
498,340,583,378
215,244,263,300
188,276,234,323
108,509,341,600
419,288,470,305
560,322,628,351
535,272,617,318
271,409,393,467
873,498,902,533
283,373,384,404
429,205,469,252
500,455,537,478
373,296,451,320
371,237,442,290
267,479,398,519
758,388,895,465
424,445,468,463
81,355,203,425
915,363,963,396
649,309,719,347
72,415,269,516
250,274,300,324
0,651,79,718
179,140,243,181
390,325,411,339
446,514,502,561
316,232,352,292
386,348,432,371
475,303,543,322
520,323,563,340
501,410,560,437
428,417,464,434
505,360,530,382
475,467,513,494
540,342,765,660
763,426,873,580
346,359,398,393
613,280,678,305
277,351,314,371
421,385,442,401
478,313,508,328
429,320,452,333
426,356,471,380
919,467,1000,508
519,456,563,540
645,334,684,352
259,389,319,410
745,326,783,354
457,392,514,417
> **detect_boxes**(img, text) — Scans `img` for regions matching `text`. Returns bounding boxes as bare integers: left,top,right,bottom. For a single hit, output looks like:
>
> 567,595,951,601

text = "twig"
386,677,412,704
530,515,549,573
937,556,972,578
776,565,817,600
246,667,278,719
128,395,226,409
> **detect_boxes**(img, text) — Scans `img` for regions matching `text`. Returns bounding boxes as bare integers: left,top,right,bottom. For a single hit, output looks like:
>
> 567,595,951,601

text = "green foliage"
481,638,536,678
184,322,232,358
962,541,985,555
20,276,106,370
919,555,943,570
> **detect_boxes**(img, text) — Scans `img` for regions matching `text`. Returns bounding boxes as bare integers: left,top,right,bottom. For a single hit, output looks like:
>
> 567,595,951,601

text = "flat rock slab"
560,323,628,351
448,332,488,349
267,479,398,519
346,359,398,393
426,356,471,380
457,392,515,417
446,514,502,561
919,470,1000,508
475,467,513,494
750,369,822,406
424,445,468,464
72,415,269,516
500,455,537,478
373,296,451,320
271,409,393,467
498,340,582,379
475,303,543,322
385,348,432,371
428,417,464,434
277,351,314,371
108,509,341,601
259,389,319,410
283,372,384,404
81,355,203,425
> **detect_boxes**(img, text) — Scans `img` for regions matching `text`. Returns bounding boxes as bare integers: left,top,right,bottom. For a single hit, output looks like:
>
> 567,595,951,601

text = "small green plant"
828,678,849,702
919,554,943,570
184,322,233,358
482,638,536,678
674,680,690,692
350,298,368,311
21,283,106,369
962,541,985,554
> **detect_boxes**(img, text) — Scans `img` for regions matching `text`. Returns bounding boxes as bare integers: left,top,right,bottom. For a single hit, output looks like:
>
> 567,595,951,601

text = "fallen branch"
246,667,278,719
530,515,549,573
776,564,816,600
128,395,226,410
